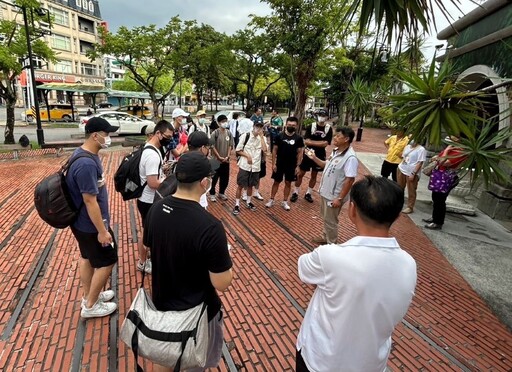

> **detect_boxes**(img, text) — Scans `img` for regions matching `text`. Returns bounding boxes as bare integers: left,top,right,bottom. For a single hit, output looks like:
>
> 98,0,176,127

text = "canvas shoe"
253,192,264,201
218,193,228,201
425,222,442,230
290,193,298,203
81,290,115,309
247,202,257,211
232,205,240,215
282,201,291,211
304,193,314,203
265,199,274,208
81,300,117,319
210,194,217,202
422,218,434,223
136,259,152,274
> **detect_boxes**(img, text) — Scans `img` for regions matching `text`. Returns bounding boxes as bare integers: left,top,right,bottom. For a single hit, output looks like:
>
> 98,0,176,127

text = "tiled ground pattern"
0,127,510,371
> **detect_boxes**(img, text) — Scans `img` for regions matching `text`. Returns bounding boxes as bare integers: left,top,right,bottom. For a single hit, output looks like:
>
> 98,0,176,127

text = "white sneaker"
210,195,217,202
137,259,152,274
81,300,117,319
253,192,264,201
242,193,247,201
282,201,291,211
218,193,228,201
265,199,274,208
81,290,115,308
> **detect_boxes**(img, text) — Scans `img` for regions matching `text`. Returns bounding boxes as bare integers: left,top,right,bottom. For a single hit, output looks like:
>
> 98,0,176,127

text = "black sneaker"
232,206,240,215
290,193,298,202
247,202,256,211
304,193,314,203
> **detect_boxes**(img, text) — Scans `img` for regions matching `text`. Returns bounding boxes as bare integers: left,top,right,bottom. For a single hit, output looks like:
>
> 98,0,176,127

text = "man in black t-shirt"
143,151,233,371
265,116,304,211
291,109,333,203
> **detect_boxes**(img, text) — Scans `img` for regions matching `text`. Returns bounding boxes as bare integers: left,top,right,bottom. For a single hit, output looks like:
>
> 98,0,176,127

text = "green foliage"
391,58,485,145
455,121,512,188
346,77,372,117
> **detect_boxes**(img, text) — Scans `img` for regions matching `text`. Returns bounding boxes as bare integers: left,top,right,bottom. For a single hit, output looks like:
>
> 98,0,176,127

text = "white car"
214,110,246,121
79,111,154,135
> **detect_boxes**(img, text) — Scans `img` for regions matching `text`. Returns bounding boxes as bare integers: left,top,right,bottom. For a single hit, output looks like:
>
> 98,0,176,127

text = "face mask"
286,126,296,133
318,116,327,123
203,177,212,194
221,122,229,129
96,133,111,149
159,134,171,147
181,118,188,125
409,139,415,146
199,118,206,125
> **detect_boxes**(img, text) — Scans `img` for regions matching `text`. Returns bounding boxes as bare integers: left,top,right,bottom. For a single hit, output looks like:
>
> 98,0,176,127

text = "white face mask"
318,116,327,123
203,177,212,194
181,118,188,125
221,122,229,129
96,133,111,149
199,118,207,125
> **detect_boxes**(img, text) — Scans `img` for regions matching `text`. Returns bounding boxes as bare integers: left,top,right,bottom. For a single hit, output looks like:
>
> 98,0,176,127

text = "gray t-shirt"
211,129,234,158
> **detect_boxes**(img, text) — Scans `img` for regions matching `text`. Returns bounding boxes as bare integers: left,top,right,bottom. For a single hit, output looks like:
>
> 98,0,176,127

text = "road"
1,125,78,142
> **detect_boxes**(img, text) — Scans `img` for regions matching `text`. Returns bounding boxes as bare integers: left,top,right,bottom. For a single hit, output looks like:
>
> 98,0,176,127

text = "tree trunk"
294,60,315,132
3,91,16,144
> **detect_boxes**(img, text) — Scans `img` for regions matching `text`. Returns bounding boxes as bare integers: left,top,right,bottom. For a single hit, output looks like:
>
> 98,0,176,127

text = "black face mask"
286,126,296,133
159,136,171,147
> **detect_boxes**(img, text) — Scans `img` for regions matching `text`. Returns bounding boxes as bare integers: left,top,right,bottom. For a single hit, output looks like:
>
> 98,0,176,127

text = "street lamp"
356,45,389,142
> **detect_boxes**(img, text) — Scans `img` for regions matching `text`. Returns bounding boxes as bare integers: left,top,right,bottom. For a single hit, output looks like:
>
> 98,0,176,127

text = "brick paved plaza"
0,128,511,371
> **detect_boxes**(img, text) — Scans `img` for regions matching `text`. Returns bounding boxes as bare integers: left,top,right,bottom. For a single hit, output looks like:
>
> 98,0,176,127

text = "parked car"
21,104,79,123
214,110,246,121
90,102,113,109
79,111,154,135
116,104,153,119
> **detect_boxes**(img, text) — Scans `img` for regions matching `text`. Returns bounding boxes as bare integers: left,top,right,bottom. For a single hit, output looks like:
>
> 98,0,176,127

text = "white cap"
145,123,156,135
172,108,190,118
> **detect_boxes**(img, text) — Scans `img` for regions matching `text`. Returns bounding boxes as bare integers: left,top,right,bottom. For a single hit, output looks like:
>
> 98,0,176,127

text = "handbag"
120,271,209,372
422,161,436,176
427,168,459,194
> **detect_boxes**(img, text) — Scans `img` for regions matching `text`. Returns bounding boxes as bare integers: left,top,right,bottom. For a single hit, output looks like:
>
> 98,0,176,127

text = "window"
49,7,69,26
54,60,72,74
81,63,96,76
51,34,71,51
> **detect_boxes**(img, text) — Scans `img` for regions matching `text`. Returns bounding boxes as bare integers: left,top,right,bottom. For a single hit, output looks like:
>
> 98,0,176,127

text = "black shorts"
137,200,153,228
71,226,118,268
299,155,324,172
237,169,260,188
272,165,297,182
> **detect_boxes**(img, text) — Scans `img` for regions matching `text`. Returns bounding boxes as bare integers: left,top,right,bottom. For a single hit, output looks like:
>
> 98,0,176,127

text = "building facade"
0,0,106,106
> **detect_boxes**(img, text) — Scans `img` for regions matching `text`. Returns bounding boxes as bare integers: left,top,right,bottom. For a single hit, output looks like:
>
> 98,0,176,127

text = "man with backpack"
291,109,332,204
136,120,175,275
65,117,119,319
188,109,211,138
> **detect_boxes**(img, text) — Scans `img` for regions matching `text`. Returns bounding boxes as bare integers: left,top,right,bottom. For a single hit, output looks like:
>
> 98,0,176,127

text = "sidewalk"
0,128,510,371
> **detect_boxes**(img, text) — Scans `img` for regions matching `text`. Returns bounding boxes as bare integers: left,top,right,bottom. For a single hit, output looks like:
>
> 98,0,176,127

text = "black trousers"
381,160,399,182
431,191,449,225
296,349,310,372
210,162,230,195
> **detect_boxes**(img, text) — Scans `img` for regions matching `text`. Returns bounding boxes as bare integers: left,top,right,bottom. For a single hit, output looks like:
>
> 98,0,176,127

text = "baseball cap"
196,109,207,116
145,122,156,135
316,108,329,117
85,116,119,133
187,131,210,148
172,108,190,118
175,151,213,183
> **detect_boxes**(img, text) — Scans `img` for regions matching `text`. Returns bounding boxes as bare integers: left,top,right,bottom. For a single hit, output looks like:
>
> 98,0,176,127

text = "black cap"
217,114,228,123
85,117,119,133
316,109,329,117
175,151,213,183
187,131,210,148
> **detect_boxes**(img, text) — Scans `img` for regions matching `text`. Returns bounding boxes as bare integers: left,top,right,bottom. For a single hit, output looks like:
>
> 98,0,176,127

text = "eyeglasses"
160,133,173,140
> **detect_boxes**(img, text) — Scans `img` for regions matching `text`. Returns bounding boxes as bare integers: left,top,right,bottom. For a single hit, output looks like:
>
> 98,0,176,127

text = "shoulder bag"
120,270,209,372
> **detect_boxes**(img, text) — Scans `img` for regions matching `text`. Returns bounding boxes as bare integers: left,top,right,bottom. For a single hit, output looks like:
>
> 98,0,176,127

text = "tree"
88,18,185,117
0,0,56,144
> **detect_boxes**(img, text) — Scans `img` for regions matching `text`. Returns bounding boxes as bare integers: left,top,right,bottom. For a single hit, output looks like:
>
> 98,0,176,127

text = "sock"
254,188,259,195
307,187,313,194
294,187,299,194
235,199,240,206
246,196,252,204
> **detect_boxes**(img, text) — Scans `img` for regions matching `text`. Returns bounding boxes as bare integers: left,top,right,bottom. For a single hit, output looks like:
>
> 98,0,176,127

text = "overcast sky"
99,0,479,58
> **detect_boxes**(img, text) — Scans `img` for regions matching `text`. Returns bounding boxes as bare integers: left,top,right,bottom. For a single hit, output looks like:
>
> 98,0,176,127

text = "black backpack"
34,153,93,229
114,146,160,201
236,133,251,161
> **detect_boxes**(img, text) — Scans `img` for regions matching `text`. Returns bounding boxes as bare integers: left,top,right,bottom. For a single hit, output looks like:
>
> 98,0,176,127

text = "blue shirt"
66,148,110,233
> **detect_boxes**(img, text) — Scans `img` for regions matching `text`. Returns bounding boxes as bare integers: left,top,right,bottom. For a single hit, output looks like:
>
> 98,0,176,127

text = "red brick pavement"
0,127,510,371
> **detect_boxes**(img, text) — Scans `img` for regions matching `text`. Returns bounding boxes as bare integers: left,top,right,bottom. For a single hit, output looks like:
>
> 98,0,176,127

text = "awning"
36,83,108,93
108,90,162,99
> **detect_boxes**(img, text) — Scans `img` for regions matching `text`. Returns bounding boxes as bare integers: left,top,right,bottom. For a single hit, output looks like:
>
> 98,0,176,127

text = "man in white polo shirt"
296,175,417,372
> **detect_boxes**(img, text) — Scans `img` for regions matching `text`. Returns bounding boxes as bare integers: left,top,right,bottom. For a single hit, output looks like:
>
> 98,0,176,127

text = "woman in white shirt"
397,140,426,214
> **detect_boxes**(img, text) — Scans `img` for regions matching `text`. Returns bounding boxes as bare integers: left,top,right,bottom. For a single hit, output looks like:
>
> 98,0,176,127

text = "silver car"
79,111,154,135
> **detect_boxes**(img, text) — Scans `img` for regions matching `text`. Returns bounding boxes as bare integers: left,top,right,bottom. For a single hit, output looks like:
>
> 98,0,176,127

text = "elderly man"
297,176,417,372
306,126,359,244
